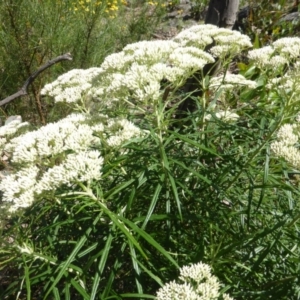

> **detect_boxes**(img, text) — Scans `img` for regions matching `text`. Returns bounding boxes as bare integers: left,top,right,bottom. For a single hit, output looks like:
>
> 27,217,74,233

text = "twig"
151,33,164,39
0,53,73,107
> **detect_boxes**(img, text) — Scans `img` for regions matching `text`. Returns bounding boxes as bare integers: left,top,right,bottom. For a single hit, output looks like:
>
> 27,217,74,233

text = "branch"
0,53,73,107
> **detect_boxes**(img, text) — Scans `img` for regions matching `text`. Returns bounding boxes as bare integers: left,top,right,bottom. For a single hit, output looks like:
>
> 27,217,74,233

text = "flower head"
42,24,252,113
248,36,300,70
210,74,257,90
156,262,233,300
0,112,144,213
271,121,300,169
0,117,29,137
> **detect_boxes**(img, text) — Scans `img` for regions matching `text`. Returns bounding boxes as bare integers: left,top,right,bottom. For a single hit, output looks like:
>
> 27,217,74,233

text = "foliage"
1,2,300,300
237,0,300,47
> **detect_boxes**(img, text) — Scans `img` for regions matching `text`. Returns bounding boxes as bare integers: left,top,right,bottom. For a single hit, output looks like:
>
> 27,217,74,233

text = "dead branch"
0,53,73,107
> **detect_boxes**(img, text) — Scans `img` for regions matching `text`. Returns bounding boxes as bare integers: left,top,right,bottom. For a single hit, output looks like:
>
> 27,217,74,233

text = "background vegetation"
1,0,300,299
0,0,165,124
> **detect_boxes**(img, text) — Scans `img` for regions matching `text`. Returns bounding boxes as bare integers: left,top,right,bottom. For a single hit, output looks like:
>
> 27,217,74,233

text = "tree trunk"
205,0,240,28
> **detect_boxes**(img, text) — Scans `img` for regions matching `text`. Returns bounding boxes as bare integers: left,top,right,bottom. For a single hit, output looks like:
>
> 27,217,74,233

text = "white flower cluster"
205,110,240,123
103,119,143,147
0,166,39,210
34,150,104,194
41,25,252,110
0,113,143,213
266,61,300,94
0,117,29,150
0,118,28,137
5,114,98,164
248,37,300,69
88,35,216,108
156,262,234,300
210,74,257,90
41,68,102,103
173,25,252,58
271,120,300,169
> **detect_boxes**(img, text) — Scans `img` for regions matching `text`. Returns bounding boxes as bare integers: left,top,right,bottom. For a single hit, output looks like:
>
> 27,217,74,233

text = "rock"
279,12,300,23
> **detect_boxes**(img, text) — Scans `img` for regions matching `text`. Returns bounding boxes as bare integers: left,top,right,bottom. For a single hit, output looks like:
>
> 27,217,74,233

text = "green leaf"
119,216,179,268
43,213,103,299
90,233,114,300
70,279,90,299
105,179,135,199
141,182,163,230
170,131,220,157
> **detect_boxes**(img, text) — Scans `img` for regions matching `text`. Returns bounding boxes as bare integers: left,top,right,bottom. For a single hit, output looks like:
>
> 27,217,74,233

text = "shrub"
1,23,300,299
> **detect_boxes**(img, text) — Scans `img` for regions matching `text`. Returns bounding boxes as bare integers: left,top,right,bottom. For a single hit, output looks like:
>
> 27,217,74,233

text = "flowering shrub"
1,24,300,299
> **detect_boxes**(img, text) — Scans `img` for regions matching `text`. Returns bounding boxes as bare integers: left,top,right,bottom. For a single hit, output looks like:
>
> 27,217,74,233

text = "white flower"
6,133,38,163
276,124,298,145
268,55,288,68
0,137,6,148
271,121,300,169
209,45,233,57
179,262,212,282
35,150,103,194
0,110,146,213
215,111,239,122
156,281,200,300
0,166,39,212
248,37,300,69
210,30,252,57
195,276,220,299
173,25,218,48
106,119,144,147
42,24,254,112
5,114,99,163
174,25,251,58
273,37,300,59
41,68,102,103
0,119,29,137
210,74,257,90
248,46,274,68
169,47,214,71
212,31,252,48
101,51,133,71
123,40,179,65
156,262,234,300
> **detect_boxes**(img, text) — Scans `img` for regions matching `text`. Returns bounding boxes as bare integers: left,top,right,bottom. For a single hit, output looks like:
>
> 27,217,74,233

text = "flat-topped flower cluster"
0,113,143,212
248,37,300,70
271,117,300,170
41,24,253,111
156,262,234,300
